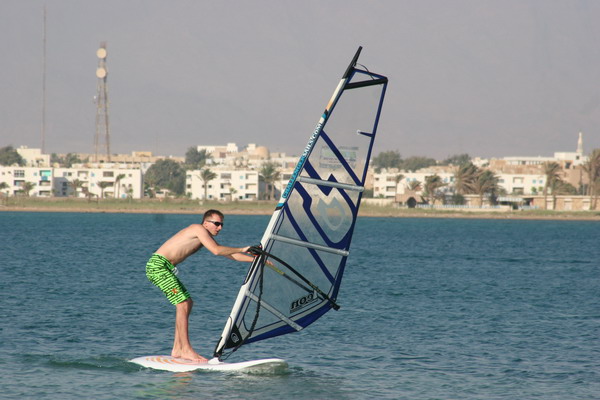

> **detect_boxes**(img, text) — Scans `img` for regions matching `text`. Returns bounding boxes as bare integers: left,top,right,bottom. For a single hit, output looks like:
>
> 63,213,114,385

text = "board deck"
130,355,287,373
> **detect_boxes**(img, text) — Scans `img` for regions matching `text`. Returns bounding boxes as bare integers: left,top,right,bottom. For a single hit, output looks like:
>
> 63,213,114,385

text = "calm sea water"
0,212,598,399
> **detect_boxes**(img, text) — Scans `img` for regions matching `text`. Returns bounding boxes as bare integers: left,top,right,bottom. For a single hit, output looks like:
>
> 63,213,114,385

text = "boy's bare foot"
178,350,208,363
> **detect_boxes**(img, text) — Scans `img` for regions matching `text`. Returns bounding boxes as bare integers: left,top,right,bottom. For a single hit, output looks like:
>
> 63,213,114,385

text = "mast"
41,5,47,154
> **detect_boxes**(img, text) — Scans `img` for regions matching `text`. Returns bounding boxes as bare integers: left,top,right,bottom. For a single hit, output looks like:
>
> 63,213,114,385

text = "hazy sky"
2,0,599,160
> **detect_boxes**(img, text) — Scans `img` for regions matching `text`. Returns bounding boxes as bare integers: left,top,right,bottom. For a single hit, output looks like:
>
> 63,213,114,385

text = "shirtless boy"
145,209,254,361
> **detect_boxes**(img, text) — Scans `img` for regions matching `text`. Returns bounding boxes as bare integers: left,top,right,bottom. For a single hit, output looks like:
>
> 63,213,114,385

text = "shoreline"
2,204,599,221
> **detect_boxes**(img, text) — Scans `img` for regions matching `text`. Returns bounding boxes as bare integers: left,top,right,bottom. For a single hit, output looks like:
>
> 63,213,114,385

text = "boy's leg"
173,298,206,362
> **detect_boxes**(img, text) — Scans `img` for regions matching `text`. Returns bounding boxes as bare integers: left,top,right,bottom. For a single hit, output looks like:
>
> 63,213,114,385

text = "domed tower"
254,146,270,159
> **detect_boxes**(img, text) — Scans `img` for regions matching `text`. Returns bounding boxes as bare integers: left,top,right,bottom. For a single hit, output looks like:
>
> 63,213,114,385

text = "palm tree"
81,185,93,202
98,181,111,199
423,175,446,205
259,162,281,200
20,181,36,197
473,170,500,206
0,182,9,203
543,162,562,210
583,149,600,209
406,180,422,192
199,168,217,200
229,187,238,202
454,162,479,195
114,173,126,199
68,179,84,198
394,173,404,202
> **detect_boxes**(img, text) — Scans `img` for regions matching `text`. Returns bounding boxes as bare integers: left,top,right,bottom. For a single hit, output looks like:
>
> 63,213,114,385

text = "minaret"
577,132,584,193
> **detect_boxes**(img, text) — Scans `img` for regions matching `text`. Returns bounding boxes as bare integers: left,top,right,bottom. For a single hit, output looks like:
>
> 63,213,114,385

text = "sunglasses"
206,220,224,227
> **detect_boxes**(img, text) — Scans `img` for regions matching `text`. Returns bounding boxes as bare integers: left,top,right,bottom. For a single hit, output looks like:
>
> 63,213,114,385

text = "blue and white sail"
214,47,388,359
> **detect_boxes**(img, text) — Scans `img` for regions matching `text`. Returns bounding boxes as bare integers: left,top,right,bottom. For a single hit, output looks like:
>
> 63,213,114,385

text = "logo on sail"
290,291,318,313
281,122,323,200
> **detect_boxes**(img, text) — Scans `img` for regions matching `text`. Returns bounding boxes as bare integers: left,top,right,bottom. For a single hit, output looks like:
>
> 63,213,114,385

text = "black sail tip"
342,46,362,79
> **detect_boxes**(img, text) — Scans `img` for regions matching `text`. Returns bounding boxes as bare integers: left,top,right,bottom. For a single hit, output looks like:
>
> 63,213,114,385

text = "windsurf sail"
214,46,388,359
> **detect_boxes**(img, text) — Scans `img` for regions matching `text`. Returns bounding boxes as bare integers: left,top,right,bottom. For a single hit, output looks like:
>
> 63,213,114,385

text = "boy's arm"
192,224,249,256
225,252,275,267
225,253,256,262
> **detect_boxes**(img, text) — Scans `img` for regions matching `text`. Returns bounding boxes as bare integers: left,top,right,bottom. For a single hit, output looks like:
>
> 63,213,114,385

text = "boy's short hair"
203,209,224,222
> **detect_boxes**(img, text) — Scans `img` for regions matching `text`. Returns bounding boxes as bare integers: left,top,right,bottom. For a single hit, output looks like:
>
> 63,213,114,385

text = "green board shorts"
146,253,191,305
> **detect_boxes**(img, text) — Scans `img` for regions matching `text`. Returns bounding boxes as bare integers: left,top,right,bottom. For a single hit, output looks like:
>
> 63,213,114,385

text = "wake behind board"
130,355,287,373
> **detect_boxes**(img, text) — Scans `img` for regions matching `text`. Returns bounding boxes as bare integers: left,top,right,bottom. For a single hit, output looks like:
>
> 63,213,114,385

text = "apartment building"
496,173,546,195
53,167,143,199
373,132,588,200
0,166,143,199
197,143,298,170
373,167,455,199
373,168,553,199
0,166,54,197
186,168,260,201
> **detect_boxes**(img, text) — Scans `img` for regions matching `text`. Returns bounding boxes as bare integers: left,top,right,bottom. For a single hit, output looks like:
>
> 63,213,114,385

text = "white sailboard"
130,355,287,373
132,47,388,371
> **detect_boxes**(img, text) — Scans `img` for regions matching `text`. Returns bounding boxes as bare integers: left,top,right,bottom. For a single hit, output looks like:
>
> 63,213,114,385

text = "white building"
198,142,298,170
373,132,588,199
496,173,546,195
0,166,54,196
502,132,587,167
0,166,143,199
186,168,260,201
16,146,50,167
373,168,455,199
54,167,143,199
501,156,556,166
198,143,240,158
373,167,550,198
373,170,403,198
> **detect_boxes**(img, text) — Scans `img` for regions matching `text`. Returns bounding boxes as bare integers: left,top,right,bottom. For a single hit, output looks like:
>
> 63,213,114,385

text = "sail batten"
345,77,388,89
213,46,388,359
297,176,364,192
270,234,350,256
245,290,304,331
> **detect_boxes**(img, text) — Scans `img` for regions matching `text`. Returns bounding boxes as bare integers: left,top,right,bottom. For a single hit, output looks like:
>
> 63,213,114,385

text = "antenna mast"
41,5,47,154
94,42,110,162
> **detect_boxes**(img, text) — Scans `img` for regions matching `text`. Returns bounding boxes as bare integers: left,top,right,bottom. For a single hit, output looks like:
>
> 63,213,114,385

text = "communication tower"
94,42,110,162
41,5,47,154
